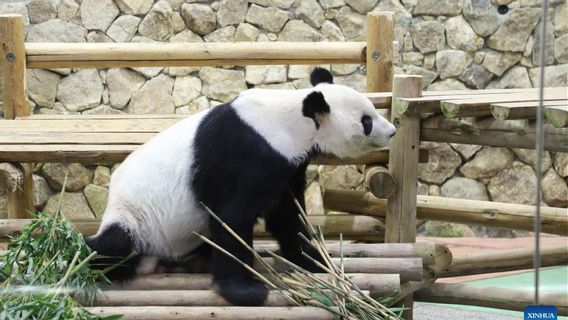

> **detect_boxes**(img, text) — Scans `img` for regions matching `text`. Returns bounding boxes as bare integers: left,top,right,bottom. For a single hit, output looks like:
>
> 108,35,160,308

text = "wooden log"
0,215,385,241
86,306,337,320
90,290,373,307
440,88,567,118
323,190,568,235
0,142,427,166
386,75,422,320
26,42,364,68
439,244,568,277
6,163,33,219
0,14,29,119
421,115,568,152
364,166,397,199
366,12,395,93
386,75,422,243
254,242,440,265
109,273,401,296
0,162,23,196
490,100,568,120
415,284,568,315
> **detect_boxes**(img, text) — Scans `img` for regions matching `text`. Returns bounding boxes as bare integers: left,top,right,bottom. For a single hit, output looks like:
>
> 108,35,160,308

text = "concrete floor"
414,303,520,320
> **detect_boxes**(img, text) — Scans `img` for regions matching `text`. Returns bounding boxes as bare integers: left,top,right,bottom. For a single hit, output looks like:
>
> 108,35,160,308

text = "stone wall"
0,0,566,237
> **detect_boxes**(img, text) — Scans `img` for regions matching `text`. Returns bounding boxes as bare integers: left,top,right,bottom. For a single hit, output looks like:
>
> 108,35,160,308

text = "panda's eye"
361,115,373,136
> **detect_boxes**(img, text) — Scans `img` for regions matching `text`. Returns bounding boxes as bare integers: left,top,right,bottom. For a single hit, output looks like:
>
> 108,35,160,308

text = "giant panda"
86,68,396,306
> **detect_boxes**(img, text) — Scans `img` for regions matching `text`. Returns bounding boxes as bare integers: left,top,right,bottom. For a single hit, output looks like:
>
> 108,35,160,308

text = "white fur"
98,84,395,262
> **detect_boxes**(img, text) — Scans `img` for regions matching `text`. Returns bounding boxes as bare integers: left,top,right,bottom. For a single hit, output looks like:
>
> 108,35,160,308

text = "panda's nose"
390,130,396,138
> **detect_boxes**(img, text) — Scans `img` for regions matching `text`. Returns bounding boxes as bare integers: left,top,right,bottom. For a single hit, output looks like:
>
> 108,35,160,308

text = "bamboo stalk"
0,215,385,241
85,306,338,320
439,244,568,277
323,189,568,235
107,273,400,295
415,284,568,315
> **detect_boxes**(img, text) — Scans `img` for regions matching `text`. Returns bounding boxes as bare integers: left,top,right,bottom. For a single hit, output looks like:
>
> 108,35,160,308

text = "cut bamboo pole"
323,189,568,235
0,214,385,241
86,306,337,320
439,244,568,277
415,284,568,315
109,273,401,296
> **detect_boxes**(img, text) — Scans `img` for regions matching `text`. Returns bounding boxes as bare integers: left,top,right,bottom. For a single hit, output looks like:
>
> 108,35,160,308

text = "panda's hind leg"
85,223,140,282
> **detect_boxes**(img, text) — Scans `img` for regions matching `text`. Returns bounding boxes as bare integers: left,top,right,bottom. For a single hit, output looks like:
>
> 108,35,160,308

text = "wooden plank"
441,88,568,118
85,306,337,320
0,118,181,132
544,105,568,128
0,14,29,119
323,190,568,236
109,273,400,294
0,215,385,241
421,116,568,152
366,12,394,93
0,142,426,165
26,42,367,68
415,284,568,315
490,100,568,120
386,75,422,243
440,244,568,277
396,88,567,114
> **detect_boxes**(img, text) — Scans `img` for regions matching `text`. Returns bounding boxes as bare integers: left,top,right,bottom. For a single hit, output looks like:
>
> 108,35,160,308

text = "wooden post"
366,12,395,92
386,75,422,319
0,15,34,219
0,14,29,119
364,12,397,197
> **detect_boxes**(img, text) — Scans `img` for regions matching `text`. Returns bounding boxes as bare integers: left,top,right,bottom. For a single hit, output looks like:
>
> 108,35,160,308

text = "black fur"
309,67,333,86
302,91,331,129
192,103,324,306
85,224,139,281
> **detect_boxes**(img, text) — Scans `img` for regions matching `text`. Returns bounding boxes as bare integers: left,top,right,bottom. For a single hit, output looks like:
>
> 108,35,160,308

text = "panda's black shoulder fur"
310,67,333,86
191,103,298,211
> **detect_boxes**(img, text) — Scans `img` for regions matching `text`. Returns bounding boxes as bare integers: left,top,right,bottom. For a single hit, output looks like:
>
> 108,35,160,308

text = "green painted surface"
429,266,568,319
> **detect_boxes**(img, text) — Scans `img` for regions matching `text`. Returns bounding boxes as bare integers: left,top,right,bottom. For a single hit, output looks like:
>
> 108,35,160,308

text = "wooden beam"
440,88,567,118
109,273,401,295
0,214,385,241
86,306,337,320
323,190,568,236
439,244,568,277
490,100,568,120
0,14,29,119
421,116,568,152
415,284,568,315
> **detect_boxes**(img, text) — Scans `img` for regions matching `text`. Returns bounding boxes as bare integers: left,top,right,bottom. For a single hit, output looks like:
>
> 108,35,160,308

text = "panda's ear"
310,67,333,86
302,91,330,128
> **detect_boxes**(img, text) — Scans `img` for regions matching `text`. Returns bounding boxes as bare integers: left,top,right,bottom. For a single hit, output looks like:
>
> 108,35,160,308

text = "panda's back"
103,108,212,258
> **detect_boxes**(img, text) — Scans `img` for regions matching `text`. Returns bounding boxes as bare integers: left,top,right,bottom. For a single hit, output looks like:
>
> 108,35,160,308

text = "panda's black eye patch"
361,115,372,136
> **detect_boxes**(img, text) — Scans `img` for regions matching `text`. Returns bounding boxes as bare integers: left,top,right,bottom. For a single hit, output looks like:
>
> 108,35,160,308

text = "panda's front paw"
214,277,268,306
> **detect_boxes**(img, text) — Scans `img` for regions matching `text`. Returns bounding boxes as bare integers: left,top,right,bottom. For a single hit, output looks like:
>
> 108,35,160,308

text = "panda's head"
303,68,396,159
